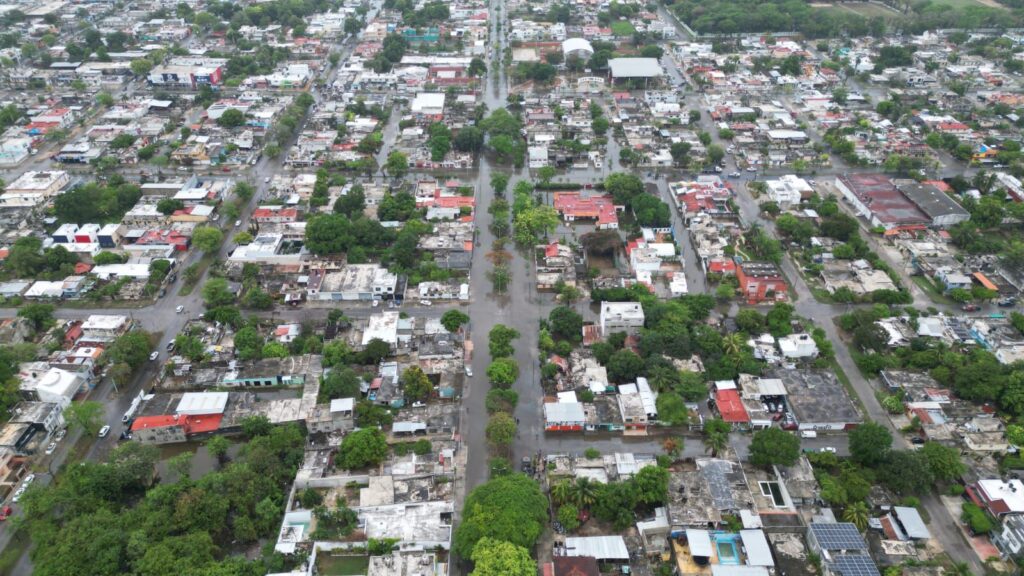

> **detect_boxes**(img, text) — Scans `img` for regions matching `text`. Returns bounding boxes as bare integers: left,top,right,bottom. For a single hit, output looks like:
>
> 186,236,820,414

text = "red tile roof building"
715,388,749,423
135,230,190,251
553,192,620,229
130,413,224,443
834,173,929,233
252,207,299,223
736,261,788,304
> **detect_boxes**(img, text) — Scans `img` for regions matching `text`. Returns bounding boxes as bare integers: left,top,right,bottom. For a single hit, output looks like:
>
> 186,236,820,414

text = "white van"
799,430,817,439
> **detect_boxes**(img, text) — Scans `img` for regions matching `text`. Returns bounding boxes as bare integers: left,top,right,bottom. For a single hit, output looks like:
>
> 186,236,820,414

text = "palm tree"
572,477,598,509
843,501,869,531
703,431,728,457
722,333,745,357
551,480,572,506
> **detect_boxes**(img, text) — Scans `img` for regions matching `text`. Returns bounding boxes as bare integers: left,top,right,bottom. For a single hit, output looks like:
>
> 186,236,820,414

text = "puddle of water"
155,440,244,483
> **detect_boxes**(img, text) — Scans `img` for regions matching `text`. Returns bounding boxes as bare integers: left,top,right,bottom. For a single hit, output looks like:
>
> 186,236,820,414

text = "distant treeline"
666,0,1024,38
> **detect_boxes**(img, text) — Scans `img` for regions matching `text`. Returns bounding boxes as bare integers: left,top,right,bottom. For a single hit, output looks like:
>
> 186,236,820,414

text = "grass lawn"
912,275,954,306
317,554,370,576
830,359,867,416
61,298,154,309
0,530,29,576
177,253,216,297
815,2,901,18
927,0,1005,8
610,21,635,36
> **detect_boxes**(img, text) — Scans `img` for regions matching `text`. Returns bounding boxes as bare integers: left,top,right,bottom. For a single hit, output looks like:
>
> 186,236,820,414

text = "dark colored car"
962,304,981,312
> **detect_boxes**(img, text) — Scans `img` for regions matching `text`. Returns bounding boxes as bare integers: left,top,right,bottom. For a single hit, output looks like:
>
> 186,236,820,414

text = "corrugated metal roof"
544,402,585,423
686,529,712,557
710,567,769,576
893,506,930,539
564,536,629,561
608,57,663,78
392,421,426,433
740,530,774,567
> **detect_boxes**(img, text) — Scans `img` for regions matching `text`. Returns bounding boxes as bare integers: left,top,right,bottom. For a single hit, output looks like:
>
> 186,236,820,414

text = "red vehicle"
0,506,14,520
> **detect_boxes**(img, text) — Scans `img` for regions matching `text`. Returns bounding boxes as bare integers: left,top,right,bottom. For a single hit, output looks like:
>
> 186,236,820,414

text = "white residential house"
599,301,645,336
778,333,819,359
765,175,813,209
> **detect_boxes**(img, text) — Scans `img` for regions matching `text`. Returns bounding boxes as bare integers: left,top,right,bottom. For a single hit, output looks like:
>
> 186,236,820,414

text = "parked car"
45,442,57,455
962,304,982,312
520,457,533,473
264,177,271,183
234,220,242,228
166,341,175,351
176,305,184,314
998,298,1017,308
98,425,111,438
728,172,741,178
419,300,432,306
465,366,473,377
149,351,159,361
0,506,13,520
820,447,837,454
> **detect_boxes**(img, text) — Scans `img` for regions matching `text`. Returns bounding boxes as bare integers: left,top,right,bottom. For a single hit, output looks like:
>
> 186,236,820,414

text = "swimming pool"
713,532,741,565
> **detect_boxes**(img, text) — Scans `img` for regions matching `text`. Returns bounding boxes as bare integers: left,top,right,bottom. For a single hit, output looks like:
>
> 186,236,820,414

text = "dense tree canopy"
849,421,892,467
54,180,142,225
454,474,548,558
748,427,800,468
336,428,389,470
21,423,305,576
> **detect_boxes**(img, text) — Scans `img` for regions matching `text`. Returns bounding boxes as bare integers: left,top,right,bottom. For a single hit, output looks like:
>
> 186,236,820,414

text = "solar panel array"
829,554,881,576
810,523,867,551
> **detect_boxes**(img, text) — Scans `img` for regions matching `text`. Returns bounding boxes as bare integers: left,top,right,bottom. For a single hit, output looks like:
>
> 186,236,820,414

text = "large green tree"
105,331,152,369
486,412,516,451
548,306,582,342
849,421,892,468
470,538,536,576
17,303,55,332
453,474,548,557
336,428,389,470
748,427,800,468
191,226,223,253
486,358,518,387
441,309,470,333
401,366,433,403
63,401,105,436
